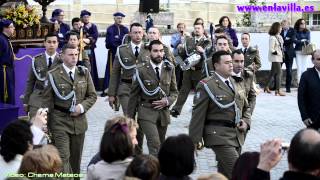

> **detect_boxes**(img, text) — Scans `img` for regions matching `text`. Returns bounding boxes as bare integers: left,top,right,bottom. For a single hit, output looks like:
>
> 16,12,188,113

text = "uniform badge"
44,80,48,87
133,74,137,82
115,35,119,39
195,91,201,99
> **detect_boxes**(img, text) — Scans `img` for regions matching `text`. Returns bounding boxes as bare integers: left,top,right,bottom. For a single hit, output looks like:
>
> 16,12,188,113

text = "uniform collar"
215,72,231,83
232,71,242,77
62,63,76,77
45,51,57,61
150,60,163,72
315,67,320,79
130,41,142,52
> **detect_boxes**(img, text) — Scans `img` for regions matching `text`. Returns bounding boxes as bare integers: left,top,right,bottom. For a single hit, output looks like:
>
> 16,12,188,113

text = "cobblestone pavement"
81,88,304,179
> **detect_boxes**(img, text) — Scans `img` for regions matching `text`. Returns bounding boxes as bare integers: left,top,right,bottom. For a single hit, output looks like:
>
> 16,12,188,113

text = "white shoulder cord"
48,73,76,112
117,47,137,70
203,82,240,124
32,58,46,81
135,68,166,97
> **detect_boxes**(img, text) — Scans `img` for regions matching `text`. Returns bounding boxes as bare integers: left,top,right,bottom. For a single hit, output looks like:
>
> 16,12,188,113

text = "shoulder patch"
199,76,212,84
34,53,44,60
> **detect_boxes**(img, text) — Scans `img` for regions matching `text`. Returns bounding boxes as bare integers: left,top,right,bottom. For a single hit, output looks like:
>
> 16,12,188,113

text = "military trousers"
28,105,39,120
138,118,168,157
211,145,241,179
172,69,202,113
51,129,85,180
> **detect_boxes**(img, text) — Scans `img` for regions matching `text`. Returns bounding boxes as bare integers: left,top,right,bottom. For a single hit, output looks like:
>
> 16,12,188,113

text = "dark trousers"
283,51,293,91
175,66,183,90
266,62,282,90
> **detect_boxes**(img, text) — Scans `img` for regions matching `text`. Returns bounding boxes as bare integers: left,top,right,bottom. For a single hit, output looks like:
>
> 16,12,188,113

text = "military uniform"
241,46,261,72
171,36,211,114
189,72,251,179
127,60,178,156
108,43,150,114
23,53,62,118
232,69,256,116
42,64,97,177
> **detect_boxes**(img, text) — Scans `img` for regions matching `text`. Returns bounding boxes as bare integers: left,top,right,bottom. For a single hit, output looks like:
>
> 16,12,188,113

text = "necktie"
69,71,74,82
155,67,160,80
225,80,234,93
243,48,247,54
48,57,52,68
196,40,199,44
134,46,139,58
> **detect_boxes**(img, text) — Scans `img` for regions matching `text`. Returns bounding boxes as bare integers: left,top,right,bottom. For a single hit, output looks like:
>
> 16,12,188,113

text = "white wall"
94,32,320,77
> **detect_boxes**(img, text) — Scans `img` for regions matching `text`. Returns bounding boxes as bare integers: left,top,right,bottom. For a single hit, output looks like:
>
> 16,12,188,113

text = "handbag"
302,41,316,55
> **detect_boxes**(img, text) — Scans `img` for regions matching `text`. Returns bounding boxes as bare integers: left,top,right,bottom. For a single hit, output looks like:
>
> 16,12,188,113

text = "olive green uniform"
172,36,211,114
23,53,62,118
189,73,251,179
127,60,178,156
108,43,150,114
42,64,97,177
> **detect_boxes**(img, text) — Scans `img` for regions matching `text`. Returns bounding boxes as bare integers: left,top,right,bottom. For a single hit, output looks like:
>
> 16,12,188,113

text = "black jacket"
298,67,320,129
280,27,296,59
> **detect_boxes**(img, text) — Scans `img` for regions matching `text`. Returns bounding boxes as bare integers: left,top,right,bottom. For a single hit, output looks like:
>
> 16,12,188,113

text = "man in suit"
231,49,256,116
23,33,62,118
281,20,296,93
42,44,97,177
298,49,320,130
127,40,178,156
108,22,149,115
170,23,211,117
189,50,251,179
240,32,261,72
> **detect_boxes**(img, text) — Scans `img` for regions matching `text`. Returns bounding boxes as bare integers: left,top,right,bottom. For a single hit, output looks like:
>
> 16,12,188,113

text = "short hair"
194,23,204,28
193,17,204,25
104,116,138,133
19,145,62,174
268,22,281,36
61,44,78,53
212,50,231,68
215,35,228,44
125,154,160,180
44,33,58,41
288,129,320,172
148,40,163,51
177,22,185,28
232,49,244,58
214,27,225,34
72,17,81,25
219,16,232,28
241,32,250,39
130,22,143,32
100,122,134,163
197,173,228,180
231,152,260,180
158,134,195,177
294,18,309,32
66,32,80,41
0,120,33,163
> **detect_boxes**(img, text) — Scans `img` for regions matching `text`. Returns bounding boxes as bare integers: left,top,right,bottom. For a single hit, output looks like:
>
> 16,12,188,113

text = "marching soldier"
203,35,232,78
145,27,175,64
189,51,251,179
65,32,91,71
239,32,261,72
127,40,178,156
170,23,211,117
42,44,97,177
231,49,256,116
108,22,149,115
23,33,62,118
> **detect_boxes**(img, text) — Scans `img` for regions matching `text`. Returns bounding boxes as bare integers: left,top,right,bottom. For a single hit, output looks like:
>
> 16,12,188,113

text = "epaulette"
199,76,212,84
34,53,44,59
244,68,253,77
118,44,128,49
48,66,59,74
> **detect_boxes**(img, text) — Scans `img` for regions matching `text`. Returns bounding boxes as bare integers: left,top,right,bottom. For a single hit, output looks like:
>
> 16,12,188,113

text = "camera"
281,142,290,151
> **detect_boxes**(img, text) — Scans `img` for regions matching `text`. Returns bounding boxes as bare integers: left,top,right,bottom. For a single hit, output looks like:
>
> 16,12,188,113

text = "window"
312,13,320,25
303,13,310,25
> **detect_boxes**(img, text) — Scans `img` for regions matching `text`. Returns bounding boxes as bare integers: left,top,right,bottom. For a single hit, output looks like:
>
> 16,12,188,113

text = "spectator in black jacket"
298,49,320,130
